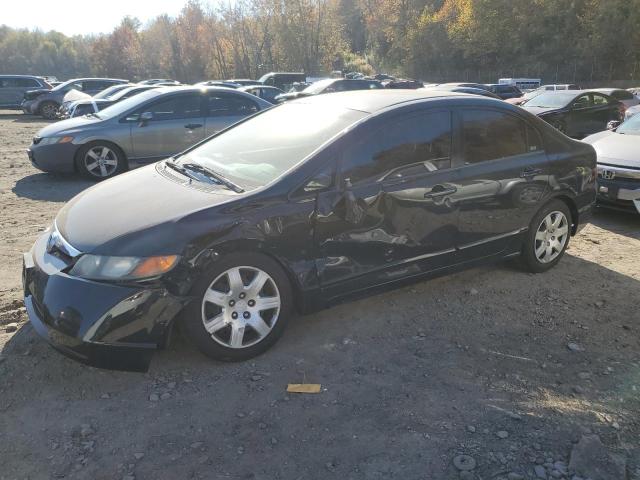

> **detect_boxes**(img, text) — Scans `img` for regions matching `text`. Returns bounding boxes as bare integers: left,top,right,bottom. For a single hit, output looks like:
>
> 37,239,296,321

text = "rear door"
203,92,260,137
0,77,14,106
591,93,621,133
315,108,460,298
129,92,205,162
453,108,549,259
567,93,593,136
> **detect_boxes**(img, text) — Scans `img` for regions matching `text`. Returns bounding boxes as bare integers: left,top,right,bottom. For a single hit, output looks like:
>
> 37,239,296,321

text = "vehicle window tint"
526,124,544,152
207,94,258,117
572,95,591,109
592,94,610,105
142,94,202,120
342,111,452,184
461,110,528,164
611,90,633,100
299,162,336,195
261,89,280,102
6,77,40,87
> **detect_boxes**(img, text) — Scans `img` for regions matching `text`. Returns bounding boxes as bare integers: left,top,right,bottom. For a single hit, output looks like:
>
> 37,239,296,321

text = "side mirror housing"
140,111,154,122
607,120,621,131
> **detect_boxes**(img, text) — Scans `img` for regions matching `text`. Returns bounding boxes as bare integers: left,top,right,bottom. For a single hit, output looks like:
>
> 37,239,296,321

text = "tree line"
1,0,639,86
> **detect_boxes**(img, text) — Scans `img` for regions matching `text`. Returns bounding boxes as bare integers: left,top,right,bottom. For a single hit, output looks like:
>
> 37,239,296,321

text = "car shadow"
12,173,93,202
591,207,640,240
1,253,638,477
0,111,54,124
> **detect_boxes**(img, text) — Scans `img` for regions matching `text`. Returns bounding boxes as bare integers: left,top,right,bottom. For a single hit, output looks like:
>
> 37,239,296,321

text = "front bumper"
22,232,187,371
27,141,80,173
596,166,640,214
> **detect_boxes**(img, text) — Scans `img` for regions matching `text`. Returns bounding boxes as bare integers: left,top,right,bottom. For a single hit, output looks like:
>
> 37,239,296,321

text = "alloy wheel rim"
201,266,281,349
534,211,569,264
42,104,56,118
84,146,118,178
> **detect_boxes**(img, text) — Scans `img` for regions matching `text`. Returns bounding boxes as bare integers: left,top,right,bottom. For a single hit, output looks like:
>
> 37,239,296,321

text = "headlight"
70,254,179,280
38,136,74,145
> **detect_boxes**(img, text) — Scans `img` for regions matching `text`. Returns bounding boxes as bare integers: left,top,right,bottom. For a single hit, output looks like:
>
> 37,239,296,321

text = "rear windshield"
177,103,367,189
525,93,575,108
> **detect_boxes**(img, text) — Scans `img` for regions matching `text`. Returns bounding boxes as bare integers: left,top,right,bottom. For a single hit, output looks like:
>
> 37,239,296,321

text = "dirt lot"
0,110,638,480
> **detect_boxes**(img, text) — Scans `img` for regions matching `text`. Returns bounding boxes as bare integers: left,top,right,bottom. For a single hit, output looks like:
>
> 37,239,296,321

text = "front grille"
32,136,42,145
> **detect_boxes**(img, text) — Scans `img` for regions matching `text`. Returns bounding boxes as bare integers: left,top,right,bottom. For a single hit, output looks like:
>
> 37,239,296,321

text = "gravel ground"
0,110,639,480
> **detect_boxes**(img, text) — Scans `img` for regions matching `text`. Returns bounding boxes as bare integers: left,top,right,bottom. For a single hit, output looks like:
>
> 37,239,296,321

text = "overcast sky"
2,0,214,36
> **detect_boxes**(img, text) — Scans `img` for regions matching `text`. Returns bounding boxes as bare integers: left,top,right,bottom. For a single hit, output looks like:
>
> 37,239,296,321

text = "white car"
625,104,640,120
583,115,640,214
592,88,640,109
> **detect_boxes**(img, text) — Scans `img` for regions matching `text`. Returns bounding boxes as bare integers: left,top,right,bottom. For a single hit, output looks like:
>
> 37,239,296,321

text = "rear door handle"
520,167,542,178
424,185,457,199
184,123,203,129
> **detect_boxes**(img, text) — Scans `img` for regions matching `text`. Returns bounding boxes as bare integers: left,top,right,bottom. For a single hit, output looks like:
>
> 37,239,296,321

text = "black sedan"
274,78,383,102
23,90,596,371
521,91,623,138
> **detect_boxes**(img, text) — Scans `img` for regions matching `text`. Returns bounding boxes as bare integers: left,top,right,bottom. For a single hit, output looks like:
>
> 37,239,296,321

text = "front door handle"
520,167,542,178
184,123,203,129
424,185,457,199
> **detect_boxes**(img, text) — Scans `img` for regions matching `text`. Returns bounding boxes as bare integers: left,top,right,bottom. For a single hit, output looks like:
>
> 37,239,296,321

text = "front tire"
39,101,59,120
182,253,293,362
76,142,125,180
520,200,572,273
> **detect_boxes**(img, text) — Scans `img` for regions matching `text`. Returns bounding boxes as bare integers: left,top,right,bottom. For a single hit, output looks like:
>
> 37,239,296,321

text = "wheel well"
73,140,129,172
38,100,59,113
552,195,579,235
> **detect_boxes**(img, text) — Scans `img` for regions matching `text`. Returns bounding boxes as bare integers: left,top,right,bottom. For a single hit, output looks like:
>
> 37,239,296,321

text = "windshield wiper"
164,158,198,181
181,163,245,193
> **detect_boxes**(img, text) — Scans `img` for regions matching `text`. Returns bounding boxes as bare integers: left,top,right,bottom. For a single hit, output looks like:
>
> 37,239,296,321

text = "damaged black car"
23,90,596,371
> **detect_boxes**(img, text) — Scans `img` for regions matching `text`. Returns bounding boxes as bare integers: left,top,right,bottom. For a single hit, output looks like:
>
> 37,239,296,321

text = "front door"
453,108,549,259
314,109,460,299
130,93,205,162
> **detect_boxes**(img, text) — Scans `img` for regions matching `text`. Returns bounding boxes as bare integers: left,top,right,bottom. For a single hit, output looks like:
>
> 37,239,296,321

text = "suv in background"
592,88,640,110
22,78,128,119
485,84,523,99
0,75,51,109
258,72,306,91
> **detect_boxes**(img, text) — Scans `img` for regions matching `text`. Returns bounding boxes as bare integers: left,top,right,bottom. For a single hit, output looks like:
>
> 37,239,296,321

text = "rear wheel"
76,142,125,180
182,253,293,361
521,200,572,273
38,101,59,120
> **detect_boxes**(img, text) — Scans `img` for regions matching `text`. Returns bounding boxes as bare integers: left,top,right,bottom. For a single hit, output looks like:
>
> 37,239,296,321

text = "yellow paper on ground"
287,383,321,393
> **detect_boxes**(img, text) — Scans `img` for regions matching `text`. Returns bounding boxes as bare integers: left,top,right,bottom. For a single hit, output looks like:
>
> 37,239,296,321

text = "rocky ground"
0,110,638,480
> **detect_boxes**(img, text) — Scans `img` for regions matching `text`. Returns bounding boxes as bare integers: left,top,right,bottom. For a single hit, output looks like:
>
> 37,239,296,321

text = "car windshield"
525,92,576,108
177,103,367,189
617,114,640,135
94,85,128,99
93,89,163,119
51,79,79,92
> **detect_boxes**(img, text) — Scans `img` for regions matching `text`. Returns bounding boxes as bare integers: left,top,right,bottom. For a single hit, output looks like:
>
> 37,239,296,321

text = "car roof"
592,88,624,93
290,89,478,113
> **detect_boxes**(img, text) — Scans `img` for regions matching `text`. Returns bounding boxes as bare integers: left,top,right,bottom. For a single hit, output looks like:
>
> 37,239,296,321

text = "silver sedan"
27,86,273,180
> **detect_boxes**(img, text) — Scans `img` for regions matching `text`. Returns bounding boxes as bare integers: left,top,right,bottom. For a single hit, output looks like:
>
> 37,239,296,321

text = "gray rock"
167,382,176,389
5,323,18,333
100,393,110,399
467,425,476,433
160,392,171,400
496,430,509,439
251,375,263,382
534,464,547,479
149,393,159,402
133,453,144,460
453,454,476,471
569,434,627,480
550,470,563,478
468,288,479,296
577,372,591,380
572,385,585,394
508,473,524,480
270,437,278,445
459,472,474,480
122,476,135,480
567,342,584,352
190,442,203,450
79,424,95,438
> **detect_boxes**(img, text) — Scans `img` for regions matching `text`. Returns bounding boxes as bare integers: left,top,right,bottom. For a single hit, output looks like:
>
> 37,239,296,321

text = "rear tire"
182,252,293,362
520,199,572,273
76,142,126,180
38,101,59,120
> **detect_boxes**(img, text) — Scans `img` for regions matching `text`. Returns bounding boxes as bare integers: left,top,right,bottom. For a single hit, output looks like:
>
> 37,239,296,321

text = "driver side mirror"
140,111,154,122
607,120,621,130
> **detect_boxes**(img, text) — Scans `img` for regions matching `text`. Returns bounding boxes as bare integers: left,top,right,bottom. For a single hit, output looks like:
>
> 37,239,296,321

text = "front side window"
138,94,202,121
207,94,258,117
342,110,452,184
572,95,591,109
461,110,528,164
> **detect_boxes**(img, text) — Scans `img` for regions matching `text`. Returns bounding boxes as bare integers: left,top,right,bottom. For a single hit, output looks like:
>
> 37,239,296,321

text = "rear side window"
592,94,610,105
461,110,531,164
342,110,452,184
1,77,40,88
207,94,259,117
612,90,633,100
140,94,202,120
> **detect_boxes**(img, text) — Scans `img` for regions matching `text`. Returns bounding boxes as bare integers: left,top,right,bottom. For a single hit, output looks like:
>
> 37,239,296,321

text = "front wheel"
182,253,293,362
76,142,125,180
39,101,59,120
520,200,572,273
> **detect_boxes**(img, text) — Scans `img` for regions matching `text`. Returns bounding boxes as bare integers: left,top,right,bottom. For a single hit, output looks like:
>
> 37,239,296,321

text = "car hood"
56,164,243,256
521,106,564,116
582,130,640,168
36,115,105,137
63,89,91,103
